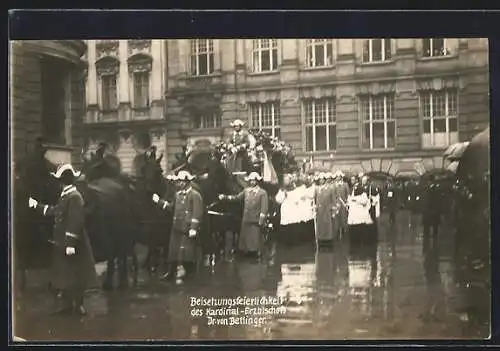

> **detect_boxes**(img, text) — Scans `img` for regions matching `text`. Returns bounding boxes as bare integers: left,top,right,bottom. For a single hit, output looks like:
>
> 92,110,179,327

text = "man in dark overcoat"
218,172,269,259
152,170,204,282
421,174,444,240
28,164,97,315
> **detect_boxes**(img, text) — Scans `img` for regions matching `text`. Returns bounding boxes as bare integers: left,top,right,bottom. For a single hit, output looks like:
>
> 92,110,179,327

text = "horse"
79,151,143,290
130,153,176,275
12,149,60,292
172,147,244,264
177,144,285,263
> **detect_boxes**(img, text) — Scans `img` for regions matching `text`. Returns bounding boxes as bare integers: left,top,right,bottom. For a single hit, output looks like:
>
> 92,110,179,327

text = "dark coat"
421,184,443,227
226,186,269,252
159,187,204,263
36,185,98,291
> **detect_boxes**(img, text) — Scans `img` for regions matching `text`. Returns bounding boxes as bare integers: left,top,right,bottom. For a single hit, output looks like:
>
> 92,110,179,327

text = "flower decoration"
211,128,298,173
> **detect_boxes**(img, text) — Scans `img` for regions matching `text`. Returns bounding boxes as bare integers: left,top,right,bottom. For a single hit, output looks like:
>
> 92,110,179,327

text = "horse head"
135,151,168,198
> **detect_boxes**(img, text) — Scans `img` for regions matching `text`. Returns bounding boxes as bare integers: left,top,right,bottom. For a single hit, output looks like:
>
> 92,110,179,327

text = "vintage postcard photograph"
10,38,491,341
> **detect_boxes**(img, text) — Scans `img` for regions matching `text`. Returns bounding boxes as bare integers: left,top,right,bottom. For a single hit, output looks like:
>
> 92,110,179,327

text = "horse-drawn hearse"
13,129,298,291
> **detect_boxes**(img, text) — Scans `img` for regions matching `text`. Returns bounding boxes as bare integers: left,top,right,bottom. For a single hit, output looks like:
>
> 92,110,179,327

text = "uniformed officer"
218,172,269,258
28,164,97,315
226,119,257,174
152,170,203,282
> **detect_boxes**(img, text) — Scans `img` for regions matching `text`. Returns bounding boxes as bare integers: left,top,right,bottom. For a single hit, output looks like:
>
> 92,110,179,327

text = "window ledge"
185,73,222,80
421,146,449,151
418,54,457,62
361,148,397,152
247,70,280,77
359,60,395,67
304,150,338,156
300,65,336,72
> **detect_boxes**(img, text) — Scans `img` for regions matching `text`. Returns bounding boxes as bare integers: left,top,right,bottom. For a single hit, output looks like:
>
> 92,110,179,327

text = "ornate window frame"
128,53,153,112
95,56,120,115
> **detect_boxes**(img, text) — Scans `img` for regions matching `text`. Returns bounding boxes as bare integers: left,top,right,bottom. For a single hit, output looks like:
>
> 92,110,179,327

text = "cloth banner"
263,151,278,184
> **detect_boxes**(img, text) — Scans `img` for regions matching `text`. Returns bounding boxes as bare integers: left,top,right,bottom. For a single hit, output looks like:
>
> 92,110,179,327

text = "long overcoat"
314,184,337,241
227,186,269,253
159,187,204,263
334,180,350,232
37,185,98,290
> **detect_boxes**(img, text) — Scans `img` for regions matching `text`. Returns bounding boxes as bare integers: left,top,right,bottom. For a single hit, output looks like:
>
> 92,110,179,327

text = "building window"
306,39,333,68
133,72,150,109
190,39,215,76
252,39,278,73
303,98,337,152
361,94,396,150
422,39,450,57
41,57,68,145
420,90,458,148
250,102,281,138
101,74,118,111
362,39,392,63
193,113,222,129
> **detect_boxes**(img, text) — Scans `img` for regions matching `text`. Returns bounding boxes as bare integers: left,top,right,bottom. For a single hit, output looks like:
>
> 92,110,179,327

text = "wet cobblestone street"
12,211,489,341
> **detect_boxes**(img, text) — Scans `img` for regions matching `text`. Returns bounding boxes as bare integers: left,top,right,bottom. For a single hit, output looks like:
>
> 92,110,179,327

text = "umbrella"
443,141,470,161
447,160,459,173
457,127,490,181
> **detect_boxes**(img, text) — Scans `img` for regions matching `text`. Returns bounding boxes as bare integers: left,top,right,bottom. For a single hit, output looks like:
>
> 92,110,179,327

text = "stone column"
118,40,130,120
280,39,301,151
179,40,188,75
87,40,98,105
336,39,355,75
395,39,416,75
150,39,163,118
86,40,99,122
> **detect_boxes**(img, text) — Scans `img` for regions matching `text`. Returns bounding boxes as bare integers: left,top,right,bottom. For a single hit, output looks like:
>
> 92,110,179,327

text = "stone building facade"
166,38,490,176
83,39,167,174
84,39,490,176
10,40,87,167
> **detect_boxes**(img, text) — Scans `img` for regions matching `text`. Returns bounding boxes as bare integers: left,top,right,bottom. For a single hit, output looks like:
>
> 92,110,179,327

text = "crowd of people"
274,171,380,248
26,162,385,316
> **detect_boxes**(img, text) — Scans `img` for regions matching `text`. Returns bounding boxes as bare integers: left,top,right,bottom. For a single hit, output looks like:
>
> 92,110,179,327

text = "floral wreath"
212,129,297,172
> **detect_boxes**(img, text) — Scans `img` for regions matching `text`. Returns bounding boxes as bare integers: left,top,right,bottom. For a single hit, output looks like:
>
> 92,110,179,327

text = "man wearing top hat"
226,119,256,174
218,172,269,258
152,170,204,282
28,164,97,316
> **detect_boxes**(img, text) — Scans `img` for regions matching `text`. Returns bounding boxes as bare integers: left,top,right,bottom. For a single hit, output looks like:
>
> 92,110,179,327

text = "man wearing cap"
218,172,269,258
28,164,97,316
226,119,256,173
152,170,204,282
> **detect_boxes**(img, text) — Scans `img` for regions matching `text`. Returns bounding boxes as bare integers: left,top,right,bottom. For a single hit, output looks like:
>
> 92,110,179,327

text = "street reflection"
13,211,489,341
